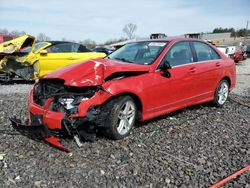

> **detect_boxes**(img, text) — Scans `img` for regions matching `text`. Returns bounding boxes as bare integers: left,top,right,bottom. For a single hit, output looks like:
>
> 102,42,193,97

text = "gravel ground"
0,59,250,187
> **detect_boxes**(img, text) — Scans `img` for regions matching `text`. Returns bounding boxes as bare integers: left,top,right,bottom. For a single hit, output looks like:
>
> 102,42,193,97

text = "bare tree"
103,37,128,45
10,30,26,37
37,33,51,41
0,28,8,34
80,39,96,49
123,23,137,39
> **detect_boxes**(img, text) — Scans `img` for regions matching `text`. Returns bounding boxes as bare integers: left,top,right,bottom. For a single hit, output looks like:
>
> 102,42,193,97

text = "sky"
0,0,249,43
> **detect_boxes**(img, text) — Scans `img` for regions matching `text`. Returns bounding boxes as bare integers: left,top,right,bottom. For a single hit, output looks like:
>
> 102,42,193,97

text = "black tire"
103,96,137,140
212,79,229,107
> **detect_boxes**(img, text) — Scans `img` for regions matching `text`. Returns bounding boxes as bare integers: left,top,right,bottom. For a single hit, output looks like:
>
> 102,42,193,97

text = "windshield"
34,42,49,52
106,41,168,65
20,42,49,54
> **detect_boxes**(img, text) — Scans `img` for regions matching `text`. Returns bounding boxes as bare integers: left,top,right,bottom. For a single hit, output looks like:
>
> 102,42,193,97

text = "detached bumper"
10,117,70,152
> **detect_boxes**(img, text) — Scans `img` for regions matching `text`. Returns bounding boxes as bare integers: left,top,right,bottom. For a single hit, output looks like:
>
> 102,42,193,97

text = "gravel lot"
0,59,250,187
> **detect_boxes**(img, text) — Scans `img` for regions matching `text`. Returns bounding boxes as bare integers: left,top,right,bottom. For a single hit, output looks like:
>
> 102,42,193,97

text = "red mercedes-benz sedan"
11,38,236,151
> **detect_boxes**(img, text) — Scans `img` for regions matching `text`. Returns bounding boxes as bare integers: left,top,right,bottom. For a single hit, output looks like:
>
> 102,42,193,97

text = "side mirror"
39,49,48,55
160,60,172,78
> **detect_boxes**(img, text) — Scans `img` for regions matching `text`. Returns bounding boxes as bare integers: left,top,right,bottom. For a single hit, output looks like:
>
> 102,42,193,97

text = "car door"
38,42,77,76
191,41,223,100
69,44,106,62
144,41,198,116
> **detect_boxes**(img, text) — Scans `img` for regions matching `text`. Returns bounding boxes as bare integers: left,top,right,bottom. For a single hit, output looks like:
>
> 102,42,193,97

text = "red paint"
45,136,70,152
42,59,150,87
210,165,250,188
27,38,236,149
0,34,16,43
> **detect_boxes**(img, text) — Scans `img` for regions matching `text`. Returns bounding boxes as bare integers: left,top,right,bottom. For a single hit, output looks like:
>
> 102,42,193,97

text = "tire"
212,79,229,107
103,96,137,140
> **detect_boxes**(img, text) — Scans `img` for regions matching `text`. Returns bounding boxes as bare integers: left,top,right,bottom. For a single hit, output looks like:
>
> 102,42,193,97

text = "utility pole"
244,20,249,43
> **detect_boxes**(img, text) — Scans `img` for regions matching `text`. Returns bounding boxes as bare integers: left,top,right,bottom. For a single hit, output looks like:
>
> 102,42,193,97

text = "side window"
163,42,193,66
77,44,91,52
46,43,74,53
71,43,80,52
193,42,221,61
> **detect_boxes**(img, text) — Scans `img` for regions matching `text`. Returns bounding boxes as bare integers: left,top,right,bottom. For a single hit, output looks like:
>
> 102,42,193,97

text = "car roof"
133,38,208,43
46,41,79,45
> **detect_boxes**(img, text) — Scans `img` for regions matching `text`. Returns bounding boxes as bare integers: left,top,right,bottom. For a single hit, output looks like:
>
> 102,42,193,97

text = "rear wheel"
104,96,137,140
213,79,229,107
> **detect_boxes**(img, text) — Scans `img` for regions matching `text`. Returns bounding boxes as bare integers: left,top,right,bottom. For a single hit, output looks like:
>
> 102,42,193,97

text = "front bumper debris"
9,117,70,152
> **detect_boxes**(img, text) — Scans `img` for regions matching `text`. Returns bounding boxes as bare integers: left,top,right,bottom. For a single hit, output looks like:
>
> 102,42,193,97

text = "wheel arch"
221,76,231,88
106,92,143,121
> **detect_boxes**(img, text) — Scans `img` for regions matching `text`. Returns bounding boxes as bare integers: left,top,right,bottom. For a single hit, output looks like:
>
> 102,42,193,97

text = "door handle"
188,67,196,73
67,57,75,60
215,62,221,67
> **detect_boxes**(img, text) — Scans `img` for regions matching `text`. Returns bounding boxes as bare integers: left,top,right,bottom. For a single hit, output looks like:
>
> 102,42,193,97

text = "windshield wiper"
114,57,134,64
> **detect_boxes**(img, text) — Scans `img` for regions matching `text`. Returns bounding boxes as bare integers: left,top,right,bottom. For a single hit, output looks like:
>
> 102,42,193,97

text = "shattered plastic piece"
74,135,83,147
0,152,6,160
100,170,105,175
9,117,70,152
14,176,21,181
45,136,70,152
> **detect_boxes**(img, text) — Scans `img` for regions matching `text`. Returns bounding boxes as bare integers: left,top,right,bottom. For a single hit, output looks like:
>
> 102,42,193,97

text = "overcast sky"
0,0,249,43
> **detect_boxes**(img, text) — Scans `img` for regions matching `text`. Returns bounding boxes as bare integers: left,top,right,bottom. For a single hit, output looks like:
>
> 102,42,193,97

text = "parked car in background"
217,45,243,63
150,33,167,39
233,48,244,63
0,35,106,81
246,44,250,57
11,38,236,151
0,35,35,81
217,45,236,58
92,46,114,55
0,34,16,43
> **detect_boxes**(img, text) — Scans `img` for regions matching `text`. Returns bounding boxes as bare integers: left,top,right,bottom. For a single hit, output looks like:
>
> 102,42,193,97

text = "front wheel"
104,96,137,140
212,79,229,107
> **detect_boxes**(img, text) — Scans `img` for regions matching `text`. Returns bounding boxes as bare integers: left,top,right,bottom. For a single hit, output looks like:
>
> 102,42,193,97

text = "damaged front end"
0,35,36,81
10,79,112,152
9,59,150,151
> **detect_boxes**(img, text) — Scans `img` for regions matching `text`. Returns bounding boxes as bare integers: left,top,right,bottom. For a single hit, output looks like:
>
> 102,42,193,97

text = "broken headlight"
50,96,85,114
33,79,100,108
58,96,88,110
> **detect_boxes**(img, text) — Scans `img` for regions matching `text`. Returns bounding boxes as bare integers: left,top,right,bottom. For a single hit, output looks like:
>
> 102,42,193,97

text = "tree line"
0,23,137,49
1,24,248,49
212,27,249,37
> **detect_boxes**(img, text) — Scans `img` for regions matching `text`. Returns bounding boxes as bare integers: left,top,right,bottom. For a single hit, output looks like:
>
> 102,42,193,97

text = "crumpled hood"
0,35,35,55
42,58,150,86
0,35,36,71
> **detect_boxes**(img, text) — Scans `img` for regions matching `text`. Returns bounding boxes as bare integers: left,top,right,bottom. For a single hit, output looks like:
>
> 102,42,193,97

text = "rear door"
191,41,223,100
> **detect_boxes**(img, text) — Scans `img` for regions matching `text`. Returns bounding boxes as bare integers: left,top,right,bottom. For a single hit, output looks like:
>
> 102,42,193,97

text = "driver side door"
143,41,198,118
38,43,77,76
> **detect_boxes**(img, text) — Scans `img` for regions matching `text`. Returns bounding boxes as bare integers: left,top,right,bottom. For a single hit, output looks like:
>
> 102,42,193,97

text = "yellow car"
0,35,106,81
0,35,36,81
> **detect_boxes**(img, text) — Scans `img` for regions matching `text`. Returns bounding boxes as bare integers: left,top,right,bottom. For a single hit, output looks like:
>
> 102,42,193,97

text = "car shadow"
135,103,212,129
